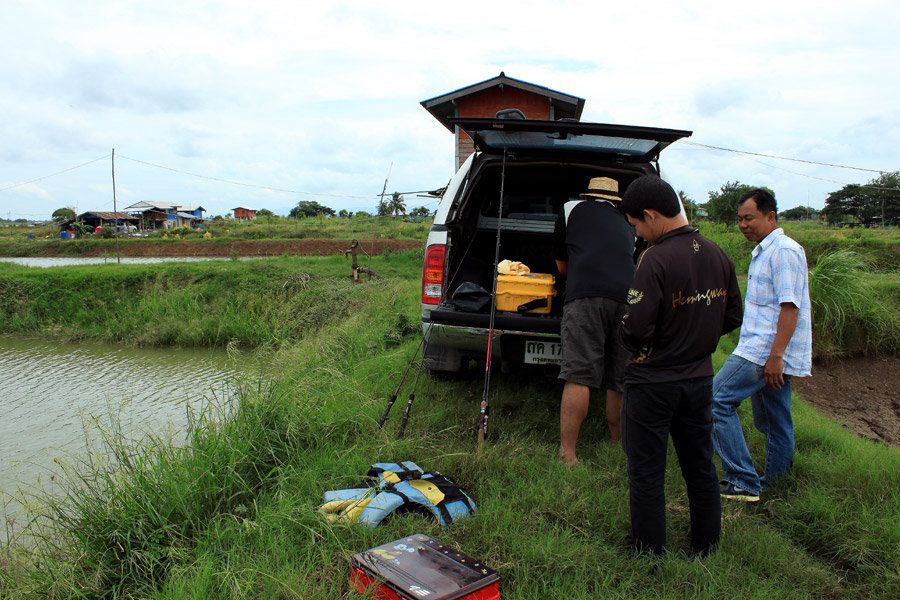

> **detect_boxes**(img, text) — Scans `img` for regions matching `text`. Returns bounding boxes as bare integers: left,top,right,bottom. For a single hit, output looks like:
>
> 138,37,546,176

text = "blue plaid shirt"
734,228,812,376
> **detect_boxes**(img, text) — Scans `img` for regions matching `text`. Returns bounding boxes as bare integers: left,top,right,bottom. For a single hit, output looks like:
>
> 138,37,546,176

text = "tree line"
50,171,897,228
285,196,432,220
49,198,435,227
684,171,900,226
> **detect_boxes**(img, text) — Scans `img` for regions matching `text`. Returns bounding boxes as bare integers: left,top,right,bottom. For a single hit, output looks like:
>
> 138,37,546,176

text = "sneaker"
719,481,759,502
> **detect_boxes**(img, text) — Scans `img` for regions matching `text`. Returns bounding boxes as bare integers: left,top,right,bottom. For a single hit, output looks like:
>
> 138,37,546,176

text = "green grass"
197,214,433,242
697,221,900,274
696,224,900,358
808,249,900,357
0,215,432,257
3,256,900,598
0,251,423,349
781,222,900,273
2,223,900,597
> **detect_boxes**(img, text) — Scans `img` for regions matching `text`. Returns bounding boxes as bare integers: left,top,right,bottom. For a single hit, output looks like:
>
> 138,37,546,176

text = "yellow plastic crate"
495,272,556,314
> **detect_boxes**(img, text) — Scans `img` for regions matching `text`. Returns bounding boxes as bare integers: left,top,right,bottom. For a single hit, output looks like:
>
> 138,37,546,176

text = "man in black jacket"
619,176,743,557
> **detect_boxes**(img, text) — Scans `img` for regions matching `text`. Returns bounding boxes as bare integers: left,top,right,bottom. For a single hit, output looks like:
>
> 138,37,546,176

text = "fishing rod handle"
477,400,488,441
397,393,415,439
377,393,398,428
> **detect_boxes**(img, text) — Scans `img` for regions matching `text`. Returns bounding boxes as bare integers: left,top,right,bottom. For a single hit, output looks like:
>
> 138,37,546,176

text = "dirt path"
48,239,424,257
793,356,900,445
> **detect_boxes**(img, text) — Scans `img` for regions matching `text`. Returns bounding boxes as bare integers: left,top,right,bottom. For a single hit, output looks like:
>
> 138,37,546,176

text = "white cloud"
0,0,898,220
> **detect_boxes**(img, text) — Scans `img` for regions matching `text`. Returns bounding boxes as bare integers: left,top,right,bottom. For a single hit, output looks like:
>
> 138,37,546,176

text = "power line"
115,154,379,200
738,155,850,186
0,154,111,192
722,152,899,193
676,140,887,174
2,143,892,210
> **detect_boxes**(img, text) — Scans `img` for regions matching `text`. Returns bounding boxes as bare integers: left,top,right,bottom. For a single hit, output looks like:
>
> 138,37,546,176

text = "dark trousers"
622,377,721,556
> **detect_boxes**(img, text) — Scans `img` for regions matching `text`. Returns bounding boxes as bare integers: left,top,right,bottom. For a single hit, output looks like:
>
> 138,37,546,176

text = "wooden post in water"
112,148,121,264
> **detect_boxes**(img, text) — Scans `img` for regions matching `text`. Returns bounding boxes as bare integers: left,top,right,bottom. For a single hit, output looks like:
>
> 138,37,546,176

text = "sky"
1,0,899,221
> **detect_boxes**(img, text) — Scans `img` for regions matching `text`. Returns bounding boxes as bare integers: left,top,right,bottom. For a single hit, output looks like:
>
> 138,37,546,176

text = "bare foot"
559,451,578,467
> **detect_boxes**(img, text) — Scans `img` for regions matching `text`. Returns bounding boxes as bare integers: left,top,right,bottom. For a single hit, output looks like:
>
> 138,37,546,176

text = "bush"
809,249,900,357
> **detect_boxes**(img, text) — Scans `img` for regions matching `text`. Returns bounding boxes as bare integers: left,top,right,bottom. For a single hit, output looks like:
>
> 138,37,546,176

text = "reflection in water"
0,256,246,268
0,337,260,543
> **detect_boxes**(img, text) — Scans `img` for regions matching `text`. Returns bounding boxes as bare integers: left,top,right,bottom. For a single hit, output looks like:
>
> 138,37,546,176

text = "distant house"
174,206,206,228
123,201,177,230
232,207,257,222
61,211,139,232
180,206,206,219
123,201,205,230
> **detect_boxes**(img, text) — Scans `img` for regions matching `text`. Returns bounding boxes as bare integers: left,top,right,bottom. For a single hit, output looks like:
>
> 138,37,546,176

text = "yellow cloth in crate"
497,259,531,275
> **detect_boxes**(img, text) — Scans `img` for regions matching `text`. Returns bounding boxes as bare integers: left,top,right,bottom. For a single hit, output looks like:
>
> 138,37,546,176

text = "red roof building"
232,207,258,222
421,72,585,170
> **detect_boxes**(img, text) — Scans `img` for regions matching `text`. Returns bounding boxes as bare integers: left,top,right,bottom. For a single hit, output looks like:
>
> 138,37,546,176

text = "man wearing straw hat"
553,176,635,466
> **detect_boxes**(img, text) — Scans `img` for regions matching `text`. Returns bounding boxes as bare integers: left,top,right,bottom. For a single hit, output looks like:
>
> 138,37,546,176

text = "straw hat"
580,177,620,201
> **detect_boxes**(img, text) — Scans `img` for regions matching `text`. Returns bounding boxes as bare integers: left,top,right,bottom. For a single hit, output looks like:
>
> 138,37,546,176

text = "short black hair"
620,175,680,219
738,188,777,216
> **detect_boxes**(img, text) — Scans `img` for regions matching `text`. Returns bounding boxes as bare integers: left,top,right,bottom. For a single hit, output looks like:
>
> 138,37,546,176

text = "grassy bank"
0,216,431,257
2,263,900,599
4,228,897,359
697,221,900,274
7,219,898,262
2,225,900,598
192,214,434,242
0,252,422,349
699,223,900,358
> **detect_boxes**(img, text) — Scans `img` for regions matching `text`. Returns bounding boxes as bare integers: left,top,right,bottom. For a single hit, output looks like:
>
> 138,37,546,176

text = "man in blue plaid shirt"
712,188,812,502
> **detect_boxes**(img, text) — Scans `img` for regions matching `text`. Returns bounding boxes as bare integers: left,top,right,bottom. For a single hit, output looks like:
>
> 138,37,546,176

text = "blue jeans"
711,354,794,495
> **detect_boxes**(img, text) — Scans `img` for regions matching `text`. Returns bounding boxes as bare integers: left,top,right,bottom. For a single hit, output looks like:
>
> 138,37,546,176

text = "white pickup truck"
420,115,691,376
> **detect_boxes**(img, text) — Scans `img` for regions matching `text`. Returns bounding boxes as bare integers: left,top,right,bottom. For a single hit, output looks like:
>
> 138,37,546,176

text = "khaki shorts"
558,296,628,392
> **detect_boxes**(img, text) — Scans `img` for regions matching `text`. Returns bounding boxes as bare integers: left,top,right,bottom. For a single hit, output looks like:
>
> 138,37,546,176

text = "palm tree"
390,192,406,218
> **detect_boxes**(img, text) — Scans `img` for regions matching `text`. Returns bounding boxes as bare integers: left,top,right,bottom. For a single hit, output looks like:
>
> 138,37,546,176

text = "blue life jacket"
320,461,476,528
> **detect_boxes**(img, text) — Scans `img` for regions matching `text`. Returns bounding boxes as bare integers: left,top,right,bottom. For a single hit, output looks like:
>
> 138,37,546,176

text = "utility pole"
112,149,121,264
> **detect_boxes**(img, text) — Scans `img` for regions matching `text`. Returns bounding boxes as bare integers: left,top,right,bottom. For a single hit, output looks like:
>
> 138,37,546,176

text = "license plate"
524,340,562,365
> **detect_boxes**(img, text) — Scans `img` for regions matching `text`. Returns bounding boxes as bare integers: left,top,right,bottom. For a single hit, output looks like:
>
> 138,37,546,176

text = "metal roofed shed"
123,201,178,211
59,211,139,231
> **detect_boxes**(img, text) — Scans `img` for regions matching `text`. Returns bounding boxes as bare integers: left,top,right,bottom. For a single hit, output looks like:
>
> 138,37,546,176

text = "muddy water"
0,256,242,267
0,336,262,543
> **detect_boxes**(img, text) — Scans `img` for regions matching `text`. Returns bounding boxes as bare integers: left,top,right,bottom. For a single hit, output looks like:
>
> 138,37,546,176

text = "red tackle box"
350,534,499,600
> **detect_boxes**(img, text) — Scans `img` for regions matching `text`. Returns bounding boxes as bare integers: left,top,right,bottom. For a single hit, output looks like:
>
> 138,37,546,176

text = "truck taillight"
421,244,445,305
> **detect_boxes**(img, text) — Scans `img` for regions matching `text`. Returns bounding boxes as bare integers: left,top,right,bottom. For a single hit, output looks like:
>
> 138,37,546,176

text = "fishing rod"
397,340,428,439
378,226,482,438
378,326,430,430
478,148,508,448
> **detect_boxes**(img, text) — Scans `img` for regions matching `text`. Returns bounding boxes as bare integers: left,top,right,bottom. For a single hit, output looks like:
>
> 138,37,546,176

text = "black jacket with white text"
620,225,743,386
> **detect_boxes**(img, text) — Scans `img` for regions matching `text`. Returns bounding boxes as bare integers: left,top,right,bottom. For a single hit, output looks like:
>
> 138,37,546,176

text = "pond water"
0,336,263,544
0,256,242,268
